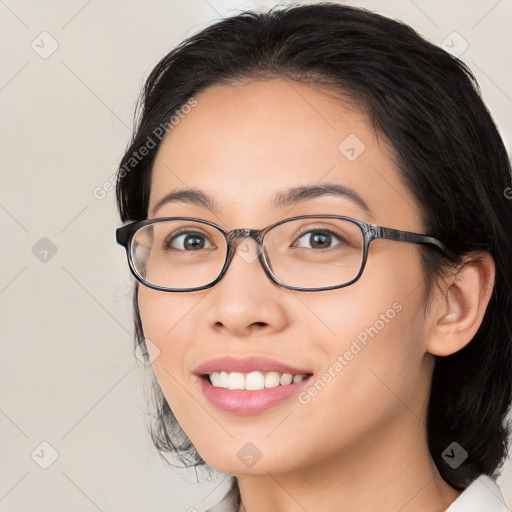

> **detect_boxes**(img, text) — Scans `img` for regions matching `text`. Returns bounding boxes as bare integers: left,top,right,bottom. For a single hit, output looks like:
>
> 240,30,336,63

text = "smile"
195,356,313,415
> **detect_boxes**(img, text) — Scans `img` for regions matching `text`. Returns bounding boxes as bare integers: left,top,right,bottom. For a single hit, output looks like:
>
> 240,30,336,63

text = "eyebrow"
152,188,218,215
151,183,372,217
272,183,372,216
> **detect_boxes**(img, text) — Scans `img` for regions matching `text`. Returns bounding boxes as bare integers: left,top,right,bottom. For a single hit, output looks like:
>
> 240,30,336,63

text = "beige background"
0,1,511,511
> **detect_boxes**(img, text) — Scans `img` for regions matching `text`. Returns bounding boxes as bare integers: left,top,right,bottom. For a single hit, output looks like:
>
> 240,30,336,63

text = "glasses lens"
130,220,227,289
263,217,364,289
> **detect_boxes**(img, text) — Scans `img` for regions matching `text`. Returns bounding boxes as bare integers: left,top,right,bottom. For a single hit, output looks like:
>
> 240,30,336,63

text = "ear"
426,251,495,357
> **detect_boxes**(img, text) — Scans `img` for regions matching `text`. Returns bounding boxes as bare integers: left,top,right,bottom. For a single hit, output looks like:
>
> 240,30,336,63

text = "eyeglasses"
116,215,452,292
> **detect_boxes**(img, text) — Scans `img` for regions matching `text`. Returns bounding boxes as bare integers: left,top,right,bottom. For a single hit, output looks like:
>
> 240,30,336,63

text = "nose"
204,235,289,337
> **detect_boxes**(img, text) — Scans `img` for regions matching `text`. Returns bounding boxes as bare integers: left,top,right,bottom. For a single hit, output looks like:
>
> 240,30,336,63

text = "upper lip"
195,356,313,376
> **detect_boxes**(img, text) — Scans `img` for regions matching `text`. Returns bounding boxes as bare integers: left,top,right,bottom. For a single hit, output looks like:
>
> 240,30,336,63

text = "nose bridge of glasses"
226,228,264,245
225,228,267,269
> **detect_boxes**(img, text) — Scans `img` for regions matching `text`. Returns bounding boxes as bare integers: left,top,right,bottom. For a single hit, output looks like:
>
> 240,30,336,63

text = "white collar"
445,475,508,511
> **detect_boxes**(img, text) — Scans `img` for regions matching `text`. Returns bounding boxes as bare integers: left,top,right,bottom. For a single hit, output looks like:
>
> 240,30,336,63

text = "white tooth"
245,371,265,390
210,372,221,387
280,373,293,385
219,371,229,388
264,371,280,388
293,374,304,383
228,372,245,390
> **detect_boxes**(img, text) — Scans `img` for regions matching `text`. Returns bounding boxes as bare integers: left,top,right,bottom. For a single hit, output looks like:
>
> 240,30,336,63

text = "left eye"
294,230,342,250
165,231,214,251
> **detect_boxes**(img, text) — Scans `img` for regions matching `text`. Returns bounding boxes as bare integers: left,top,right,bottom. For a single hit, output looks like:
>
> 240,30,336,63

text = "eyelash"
163,229,214,250
291,225,344,250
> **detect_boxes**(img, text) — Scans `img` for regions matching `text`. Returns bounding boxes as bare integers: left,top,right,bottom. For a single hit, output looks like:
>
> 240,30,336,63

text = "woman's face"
139,79,435,476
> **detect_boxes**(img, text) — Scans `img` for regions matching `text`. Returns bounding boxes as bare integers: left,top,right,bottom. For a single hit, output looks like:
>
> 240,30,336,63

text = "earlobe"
426,251,495,357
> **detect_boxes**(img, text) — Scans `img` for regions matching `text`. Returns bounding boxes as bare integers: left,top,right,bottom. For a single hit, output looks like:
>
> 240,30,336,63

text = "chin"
193,438,301,477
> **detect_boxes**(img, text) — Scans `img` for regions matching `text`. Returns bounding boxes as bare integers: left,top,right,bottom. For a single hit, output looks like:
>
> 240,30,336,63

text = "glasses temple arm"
374,226,456,258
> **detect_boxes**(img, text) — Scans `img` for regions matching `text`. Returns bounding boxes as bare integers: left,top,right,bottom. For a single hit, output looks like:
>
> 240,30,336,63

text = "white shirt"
206,474,508,511
445,475,508,512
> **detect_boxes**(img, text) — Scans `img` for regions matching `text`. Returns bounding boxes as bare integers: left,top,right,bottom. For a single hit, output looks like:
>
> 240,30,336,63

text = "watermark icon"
32,237,58,263
93,97,197,200
441,31,469,58
236,442,262,468
235,236,264,264
31,441,59,469
135,339,160,366
338,134,366,162
442,442,468,469
31,31,59,59
298,301,402,405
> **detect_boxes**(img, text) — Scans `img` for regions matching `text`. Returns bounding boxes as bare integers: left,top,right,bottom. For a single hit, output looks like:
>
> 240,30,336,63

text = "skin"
138,78,495,511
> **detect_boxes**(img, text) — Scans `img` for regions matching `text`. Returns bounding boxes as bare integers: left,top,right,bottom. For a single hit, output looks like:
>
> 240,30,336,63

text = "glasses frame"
116,215,453,292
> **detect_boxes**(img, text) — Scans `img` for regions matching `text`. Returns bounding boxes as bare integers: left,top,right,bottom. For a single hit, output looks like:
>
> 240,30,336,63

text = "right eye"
164,231,214,251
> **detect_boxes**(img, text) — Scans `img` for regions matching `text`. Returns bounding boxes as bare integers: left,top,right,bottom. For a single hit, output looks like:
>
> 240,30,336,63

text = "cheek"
138,287,197,349
301,245,426,346
137,289,213,444
290,289,429,466
137,288,196,391
298,245,429,399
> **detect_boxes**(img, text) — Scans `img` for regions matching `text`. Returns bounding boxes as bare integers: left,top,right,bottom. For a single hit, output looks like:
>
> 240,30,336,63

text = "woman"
115,4,511,511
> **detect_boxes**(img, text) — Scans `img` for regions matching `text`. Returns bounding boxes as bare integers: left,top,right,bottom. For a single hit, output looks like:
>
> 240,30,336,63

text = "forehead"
149,79,422,229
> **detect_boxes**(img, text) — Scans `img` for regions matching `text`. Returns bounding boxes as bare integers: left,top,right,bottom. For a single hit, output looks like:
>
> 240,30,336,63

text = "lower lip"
199,376,311,415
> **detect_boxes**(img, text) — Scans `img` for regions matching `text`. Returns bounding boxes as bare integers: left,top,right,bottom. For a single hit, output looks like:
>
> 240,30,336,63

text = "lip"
195,356,313,415
195,355,312,376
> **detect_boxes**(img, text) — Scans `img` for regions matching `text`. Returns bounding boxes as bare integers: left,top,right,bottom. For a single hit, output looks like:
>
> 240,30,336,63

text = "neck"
236,416,461,512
